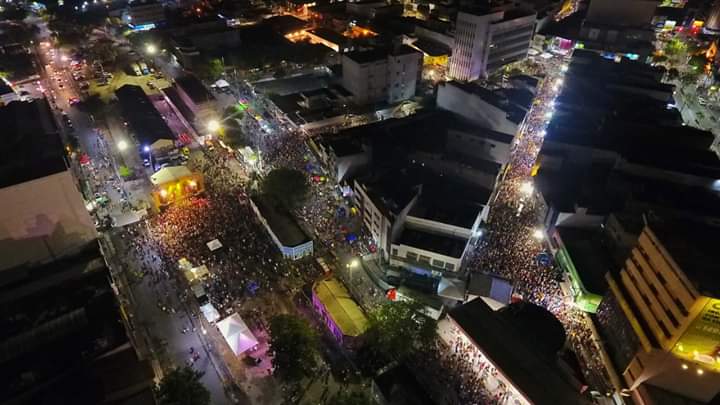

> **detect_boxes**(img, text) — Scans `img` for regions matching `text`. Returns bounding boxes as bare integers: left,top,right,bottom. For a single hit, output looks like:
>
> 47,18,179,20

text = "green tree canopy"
155,366,211,405
194,58,224,81
365,300,436,361
269,314,319,382
260,168,309,210
664,38,687,56
327,389,375,405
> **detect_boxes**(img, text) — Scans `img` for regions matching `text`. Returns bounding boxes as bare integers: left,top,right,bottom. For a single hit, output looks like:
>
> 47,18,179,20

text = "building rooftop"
450,299,592,405
252,195,310,247
313,278,368,337
556,226,614,296
647,220,720,297
397,228,467,258
411,38,450,57
175,75,216,105
0,99,65,189
308,28,347,46
467,272,513,305
409,193,486,229
443,81,528,124
115,84,175,146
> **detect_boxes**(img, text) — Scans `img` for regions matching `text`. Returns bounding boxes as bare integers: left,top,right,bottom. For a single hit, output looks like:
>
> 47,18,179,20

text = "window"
658,321,671,339
445,263,455,271
656,271,666,285
391,248,398,256
419,255,431,263
407,252,418,261
432,259,445,268
666,309,679,328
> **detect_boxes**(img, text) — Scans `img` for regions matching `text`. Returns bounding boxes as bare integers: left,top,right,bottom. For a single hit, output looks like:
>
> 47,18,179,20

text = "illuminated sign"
673,298,720,371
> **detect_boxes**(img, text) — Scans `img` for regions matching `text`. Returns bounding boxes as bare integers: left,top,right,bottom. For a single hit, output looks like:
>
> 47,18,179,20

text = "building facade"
449,9,536,81
342,46,422,105
601,224,720,403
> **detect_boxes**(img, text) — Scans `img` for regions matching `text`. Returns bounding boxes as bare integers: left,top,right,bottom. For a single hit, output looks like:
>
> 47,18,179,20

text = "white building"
342,45,422,105
173,75,219,131
437,81,528,136
449,9,536,81
122,1,165,27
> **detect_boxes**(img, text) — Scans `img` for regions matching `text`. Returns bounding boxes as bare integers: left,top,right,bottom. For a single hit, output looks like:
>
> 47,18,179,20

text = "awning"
150,165,192,185
150,139,176,153
214,79,230,88
182,265,209,284
217,313,258,356
200,303,220,323
206,239,223,251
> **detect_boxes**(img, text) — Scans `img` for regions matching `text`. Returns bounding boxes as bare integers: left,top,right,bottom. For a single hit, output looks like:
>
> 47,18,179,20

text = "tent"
206,239,223,251
182,264,209,284
214,79,230,88
150,165,193,186
200,303,220,323
150,139,176,154
217,313,258,356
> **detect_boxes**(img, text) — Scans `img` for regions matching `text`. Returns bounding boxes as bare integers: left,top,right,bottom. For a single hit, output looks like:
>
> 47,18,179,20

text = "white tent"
200,303,220,323
206,239,223,251
217,313,258,356
214,79,230,88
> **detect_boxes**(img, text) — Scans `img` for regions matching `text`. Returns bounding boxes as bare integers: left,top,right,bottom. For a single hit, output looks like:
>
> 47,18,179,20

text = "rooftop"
252,195,310,247
647,220,720,297
175,75,216,104
0,99,66,188
409,194,485,229
397,228,467,258
411,38,450,57
115,84,175,146
450,299,592,405
308,28,347,45
442,81,528,124
313,278,368,337
556,226,614,295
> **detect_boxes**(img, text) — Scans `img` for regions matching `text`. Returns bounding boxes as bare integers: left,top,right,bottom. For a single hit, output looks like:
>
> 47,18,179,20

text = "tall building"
598,220,720,403
342,45,423,105
449,9,536,81
706,0,720,33
585,0,660,27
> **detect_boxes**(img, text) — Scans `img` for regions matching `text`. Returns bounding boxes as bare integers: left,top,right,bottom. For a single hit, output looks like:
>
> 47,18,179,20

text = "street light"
207,119,220,133
346,259,360,269
532,228,544,241
143,145,150,153
145,43,157,55
117,140,128,151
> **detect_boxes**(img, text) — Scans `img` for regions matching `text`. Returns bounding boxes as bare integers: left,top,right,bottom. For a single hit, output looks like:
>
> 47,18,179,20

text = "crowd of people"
457,57,616,396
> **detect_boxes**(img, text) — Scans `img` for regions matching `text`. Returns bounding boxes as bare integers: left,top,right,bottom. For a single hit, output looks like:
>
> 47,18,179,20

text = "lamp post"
143,145,153,170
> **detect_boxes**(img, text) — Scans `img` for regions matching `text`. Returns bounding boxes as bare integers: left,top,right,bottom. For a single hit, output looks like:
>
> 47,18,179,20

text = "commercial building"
0,99,155,404
0,99,96,272
437,80,533,135
596,220,720,403
115,84,175,149
312,277,368,346
249,196,313,260
172,75,219,131
122,0,165,28
341,45,422,105
449,9,536,81
445,299,593,404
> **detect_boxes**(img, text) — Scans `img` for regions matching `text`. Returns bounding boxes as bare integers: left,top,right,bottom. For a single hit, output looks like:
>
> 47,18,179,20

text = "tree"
664,38,687,57
260,168,309,210
651,54,668,64
154,366,210,405
667,68,680,80
269,314,319,382
688,54,707,72
87,38,118,64
0,4,28,21
328,389,374,405
365,300,436,361
194,58,224,81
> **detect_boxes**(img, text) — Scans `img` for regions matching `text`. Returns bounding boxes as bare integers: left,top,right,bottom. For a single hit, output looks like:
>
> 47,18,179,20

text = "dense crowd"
458,58,616,396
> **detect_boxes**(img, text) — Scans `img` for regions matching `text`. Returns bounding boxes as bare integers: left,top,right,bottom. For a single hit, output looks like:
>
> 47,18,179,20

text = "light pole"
143,145,153,170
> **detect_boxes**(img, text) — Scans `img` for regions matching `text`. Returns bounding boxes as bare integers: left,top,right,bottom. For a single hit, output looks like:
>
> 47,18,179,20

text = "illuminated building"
150,165,204,208
311,278,368,346
449,9,536,81
598,221,720,403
